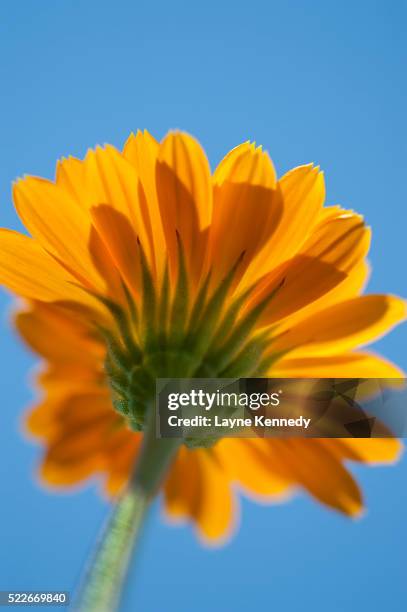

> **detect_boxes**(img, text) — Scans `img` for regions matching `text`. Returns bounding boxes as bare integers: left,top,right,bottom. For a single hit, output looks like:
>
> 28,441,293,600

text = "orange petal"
84,146,157,258
267,439,363,516
271,164,325,264
13,176,104,292
25,399,64,438
272,351,404,378
239,164,325,290
87,226,128,304
0,229,99,308
272,295,407,356
83,146,137,216
56,156,86,202
277,260,369,330
40,453,104,487
26,391,114,440
40,415,117,488
123,130,166,279
164,447,236,544
251,211,370,324
103,430,141,497
192,449,236,543
36,389,123,489
15,302,104,363
90,205,141,298
57,154,132,302
214,438,292,499
164,446,202,522
209,142,280,285
156,132,211,283
37,364,105,396
325,438,402,465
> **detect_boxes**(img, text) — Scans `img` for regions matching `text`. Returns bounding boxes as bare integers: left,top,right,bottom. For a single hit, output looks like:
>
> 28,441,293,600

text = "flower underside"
1,130,406,542
97,235,282,441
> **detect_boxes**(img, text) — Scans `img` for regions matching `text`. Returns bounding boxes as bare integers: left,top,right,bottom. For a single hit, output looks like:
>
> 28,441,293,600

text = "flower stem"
74,482,149,612
74,412,180,612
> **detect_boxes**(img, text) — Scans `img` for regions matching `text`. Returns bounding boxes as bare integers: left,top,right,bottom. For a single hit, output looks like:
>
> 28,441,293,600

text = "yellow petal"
33,391,120,488
13,176,104,292
277,260,369,330
56,158,126,302
268,439,363,516
83,146,137,217
90,205,141,298
56,156,86,202
123,130,166,278
272,295,407,356
212,141,264,184
104,431,141,497
164,447,236,544
208,142,280,284
250,211,370,324
273,164,325,263
25,398,63,438
0,229,99,308
325,438,402,465
26,391,113,439
239,165,325,291
237,438,364,516
83,146,157,263
318,204,345,222
87,227,128,304
40,454,103,487
156,131,212,283
272,351,405,377
37,364,104,396
193,449,236,543
215,438,292,499
124,130,159,170
15,302,104,364
164,446,202,522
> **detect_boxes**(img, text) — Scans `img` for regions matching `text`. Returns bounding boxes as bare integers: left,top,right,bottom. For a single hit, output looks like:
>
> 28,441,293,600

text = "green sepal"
157,263,170,350
112,397,130,417
188,253,244,356
138,239,157,351
208,278,285,373
168,235,189,347
184,437,218,449
184,270,211,342
219,331,271,378
97,325,132,372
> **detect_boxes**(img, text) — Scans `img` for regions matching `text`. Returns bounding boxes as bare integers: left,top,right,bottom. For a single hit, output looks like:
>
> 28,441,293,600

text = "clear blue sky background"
0,1,406,610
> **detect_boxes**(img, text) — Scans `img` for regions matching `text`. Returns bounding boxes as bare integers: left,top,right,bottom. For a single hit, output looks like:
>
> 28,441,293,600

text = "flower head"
0,130,405,542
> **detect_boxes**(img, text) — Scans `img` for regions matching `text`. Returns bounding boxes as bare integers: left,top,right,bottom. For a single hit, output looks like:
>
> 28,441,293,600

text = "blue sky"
0,1,406,610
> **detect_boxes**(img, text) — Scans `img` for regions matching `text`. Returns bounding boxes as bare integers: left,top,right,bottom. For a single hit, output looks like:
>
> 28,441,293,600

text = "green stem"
74,413,180,612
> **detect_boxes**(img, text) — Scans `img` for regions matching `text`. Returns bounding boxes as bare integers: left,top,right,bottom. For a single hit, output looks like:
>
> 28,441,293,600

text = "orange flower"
0,130,405,543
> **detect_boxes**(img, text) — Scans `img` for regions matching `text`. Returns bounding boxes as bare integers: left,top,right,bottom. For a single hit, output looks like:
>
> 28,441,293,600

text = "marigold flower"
0,130,405,543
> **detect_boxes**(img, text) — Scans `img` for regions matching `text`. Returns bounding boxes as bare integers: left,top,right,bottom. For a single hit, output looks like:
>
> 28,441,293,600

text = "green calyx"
93,241,283,442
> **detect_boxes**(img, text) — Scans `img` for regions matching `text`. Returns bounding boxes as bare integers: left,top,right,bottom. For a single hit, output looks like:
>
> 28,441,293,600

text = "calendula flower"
0,130,405,549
